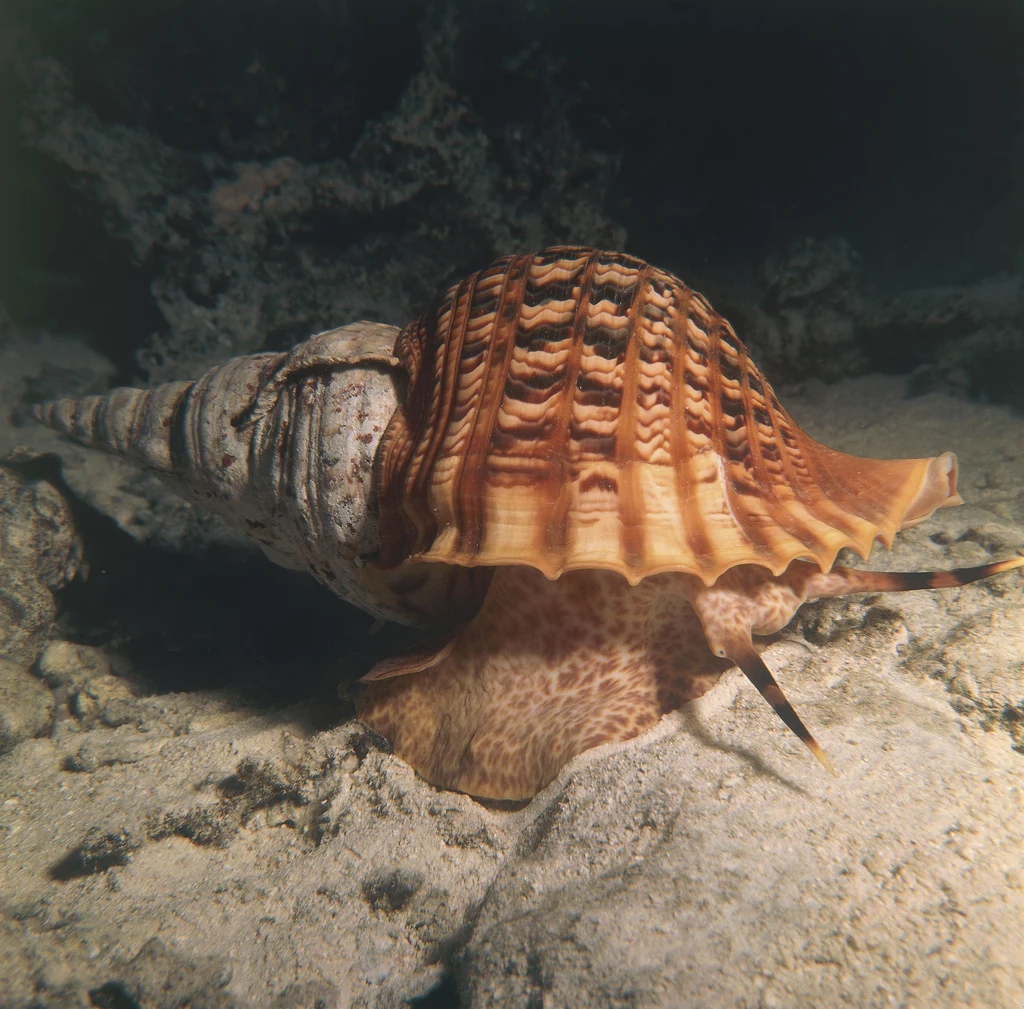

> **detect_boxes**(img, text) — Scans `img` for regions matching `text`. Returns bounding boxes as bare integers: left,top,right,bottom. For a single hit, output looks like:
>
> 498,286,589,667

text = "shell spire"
33,382,194,476
32,323,490,624
376,247,964,585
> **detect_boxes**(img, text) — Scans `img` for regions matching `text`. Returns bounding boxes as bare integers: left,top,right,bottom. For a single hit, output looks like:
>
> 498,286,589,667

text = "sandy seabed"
1,341,1022,1008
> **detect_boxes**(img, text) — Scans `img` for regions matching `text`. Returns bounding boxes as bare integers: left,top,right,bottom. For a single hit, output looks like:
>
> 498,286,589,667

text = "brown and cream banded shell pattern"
377,247,958,584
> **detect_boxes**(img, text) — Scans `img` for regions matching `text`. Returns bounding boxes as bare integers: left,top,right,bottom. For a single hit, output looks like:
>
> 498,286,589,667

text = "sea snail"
34,247,1024,800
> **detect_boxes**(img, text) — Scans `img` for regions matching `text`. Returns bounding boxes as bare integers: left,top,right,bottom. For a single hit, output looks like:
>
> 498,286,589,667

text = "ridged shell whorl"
31,323,486,625
376,247,961,584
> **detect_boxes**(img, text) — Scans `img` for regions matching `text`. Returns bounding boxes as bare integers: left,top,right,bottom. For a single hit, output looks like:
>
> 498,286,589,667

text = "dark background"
1,0,1022,395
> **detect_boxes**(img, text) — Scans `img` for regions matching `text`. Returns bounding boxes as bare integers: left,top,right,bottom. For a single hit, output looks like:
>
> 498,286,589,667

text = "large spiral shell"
377,247,961,584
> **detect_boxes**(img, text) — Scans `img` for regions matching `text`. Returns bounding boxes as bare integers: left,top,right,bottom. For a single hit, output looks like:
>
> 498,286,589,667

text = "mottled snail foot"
357,554,1024,798
356,567,730,801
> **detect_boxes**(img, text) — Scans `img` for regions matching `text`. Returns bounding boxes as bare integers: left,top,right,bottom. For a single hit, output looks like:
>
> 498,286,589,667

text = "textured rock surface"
739,240,1024,410
0,465,81,667
0,659,54,755
750,236,868,382
0,448,82,756
882,276,1024,406
6,8,624,386
1,369,1022,1008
